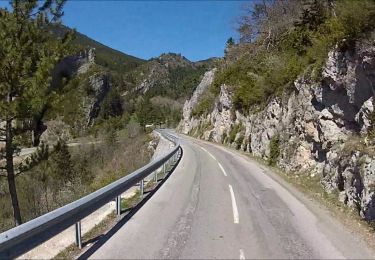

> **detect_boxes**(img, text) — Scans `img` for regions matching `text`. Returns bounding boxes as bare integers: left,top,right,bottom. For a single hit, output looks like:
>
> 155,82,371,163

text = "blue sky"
59,1,243,61
0,1,244,61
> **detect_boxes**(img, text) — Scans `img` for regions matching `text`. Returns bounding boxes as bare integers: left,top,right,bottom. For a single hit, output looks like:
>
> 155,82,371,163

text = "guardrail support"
75,221,82,249
154,170,158,182
116,196,121,216
163,163,166,176
140,179,144,196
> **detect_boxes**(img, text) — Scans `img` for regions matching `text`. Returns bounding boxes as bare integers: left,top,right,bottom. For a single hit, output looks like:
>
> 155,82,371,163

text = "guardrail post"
163,163,166,176
116,195,121,216
154,170,158,182
75,221,82,249
140,179,144,196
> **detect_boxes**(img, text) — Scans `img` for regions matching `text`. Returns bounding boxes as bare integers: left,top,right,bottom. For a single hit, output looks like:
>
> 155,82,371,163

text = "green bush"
269,135,280,166
191,91,215,117
228,123,244,143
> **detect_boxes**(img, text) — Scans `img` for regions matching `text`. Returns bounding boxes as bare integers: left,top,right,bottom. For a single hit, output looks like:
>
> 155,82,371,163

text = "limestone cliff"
178,36,375,220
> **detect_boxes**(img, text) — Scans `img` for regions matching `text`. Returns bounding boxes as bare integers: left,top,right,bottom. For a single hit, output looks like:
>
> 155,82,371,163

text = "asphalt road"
89,132,375,259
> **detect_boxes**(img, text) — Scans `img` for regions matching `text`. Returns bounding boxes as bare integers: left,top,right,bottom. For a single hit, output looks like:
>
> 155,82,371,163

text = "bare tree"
238,0,303,49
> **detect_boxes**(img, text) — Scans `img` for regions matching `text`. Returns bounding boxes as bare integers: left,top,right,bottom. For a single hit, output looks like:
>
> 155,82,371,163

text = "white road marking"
218,162,228,177
239,249,245,260
200,145,228,177
200,146,217,161
229,184,239,224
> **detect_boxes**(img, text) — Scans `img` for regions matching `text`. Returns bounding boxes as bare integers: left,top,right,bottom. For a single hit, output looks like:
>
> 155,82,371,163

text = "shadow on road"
77,148,183,259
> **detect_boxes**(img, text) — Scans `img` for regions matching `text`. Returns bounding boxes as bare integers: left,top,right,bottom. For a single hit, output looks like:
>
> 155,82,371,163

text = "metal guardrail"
0,130,181,259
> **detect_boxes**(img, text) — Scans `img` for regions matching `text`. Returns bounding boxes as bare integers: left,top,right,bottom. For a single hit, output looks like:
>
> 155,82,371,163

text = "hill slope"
51,25,145,74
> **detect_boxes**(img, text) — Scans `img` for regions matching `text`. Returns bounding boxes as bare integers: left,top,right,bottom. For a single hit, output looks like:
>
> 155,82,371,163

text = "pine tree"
226,37,235,48
49,139,74,182
0,0,73,226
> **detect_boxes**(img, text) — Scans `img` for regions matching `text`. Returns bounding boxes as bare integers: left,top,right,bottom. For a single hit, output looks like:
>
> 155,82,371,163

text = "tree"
98,87,124,120
0,0,73,226
49,139,74,182
238,0,302,48
226,37,235,48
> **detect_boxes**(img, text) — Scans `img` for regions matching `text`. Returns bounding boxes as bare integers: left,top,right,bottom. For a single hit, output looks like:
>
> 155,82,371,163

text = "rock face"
179,37,375,220
51,48,95,89
179,69,216,133
40,48,111,143
86,73,111,127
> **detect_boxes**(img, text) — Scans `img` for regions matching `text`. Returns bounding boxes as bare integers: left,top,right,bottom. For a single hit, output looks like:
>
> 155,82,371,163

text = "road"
19,141,102,157
88,132,375,259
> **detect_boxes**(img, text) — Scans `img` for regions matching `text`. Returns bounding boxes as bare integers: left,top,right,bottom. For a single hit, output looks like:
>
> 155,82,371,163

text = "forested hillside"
51,24,145,74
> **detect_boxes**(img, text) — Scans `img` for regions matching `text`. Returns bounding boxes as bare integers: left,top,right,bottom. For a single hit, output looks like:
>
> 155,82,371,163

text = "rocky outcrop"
132,53,216,95
40,120,73,145
86,73,111,127
39,49,110,143
135,53,195,94
178,69,216,133
179,37,375,220
51,48,95,89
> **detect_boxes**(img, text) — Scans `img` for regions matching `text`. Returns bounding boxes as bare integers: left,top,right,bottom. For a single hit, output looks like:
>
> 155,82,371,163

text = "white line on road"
239,249,245,260
218,162,228,177
200,146,217,161
229,184,239,224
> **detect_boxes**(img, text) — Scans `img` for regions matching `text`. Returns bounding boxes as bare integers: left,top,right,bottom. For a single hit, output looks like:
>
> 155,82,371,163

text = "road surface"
19,141,102,157
88,132,375,259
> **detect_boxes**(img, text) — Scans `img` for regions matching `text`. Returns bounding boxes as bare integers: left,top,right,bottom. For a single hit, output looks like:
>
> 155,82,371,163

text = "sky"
58,1,243,61
0,1,244,61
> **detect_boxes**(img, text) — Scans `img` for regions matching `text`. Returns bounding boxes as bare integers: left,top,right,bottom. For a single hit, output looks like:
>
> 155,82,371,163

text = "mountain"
50,25,145,74
39,26,216,144
117,53,218,127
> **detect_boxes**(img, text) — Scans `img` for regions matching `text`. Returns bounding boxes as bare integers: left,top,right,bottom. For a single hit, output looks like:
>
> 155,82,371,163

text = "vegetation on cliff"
194,0,375,116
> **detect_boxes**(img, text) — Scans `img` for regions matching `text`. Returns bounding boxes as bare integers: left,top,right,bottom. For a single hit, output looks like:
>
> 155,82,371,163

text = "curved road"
89,132,374,259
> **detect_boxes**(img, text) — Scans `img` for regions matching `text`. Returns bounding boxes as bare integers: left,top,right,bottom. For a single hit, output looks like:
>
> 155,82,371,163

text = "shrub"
229,123,244,143
236,134,245,148
191,91,215,117
269,135,280,166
